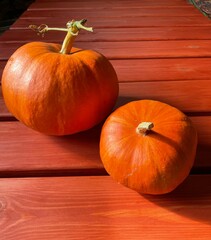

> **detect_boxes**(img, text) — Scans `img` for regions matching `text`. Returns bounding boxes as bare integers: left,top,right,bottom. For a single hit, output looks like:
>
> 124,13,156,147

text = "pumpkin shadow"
142,174,211,225
114,96,140,109
49,123,106,176
141,131,211,224
194,143,211,174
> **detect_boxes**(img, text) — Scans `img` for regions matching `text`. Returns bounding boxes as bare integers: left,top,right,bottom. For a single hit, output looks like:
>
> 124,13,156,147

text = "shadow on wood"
143,174,211,225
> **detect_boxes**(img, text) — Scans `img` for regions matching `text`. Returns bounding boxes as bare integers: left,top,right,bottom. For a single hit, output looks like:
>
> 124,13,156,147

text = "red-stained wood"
118,79,211,112
11,16,211,29
2,27,211,43
0,121,103,177
29,0,192,9
0,175,210,240
2,40,211,60
0,116,210,177
2,58,211,83
32,0,190,1
0,92,9,118
21,7,200,18
0,0,211,238
113,58,211,82
1,78,211,114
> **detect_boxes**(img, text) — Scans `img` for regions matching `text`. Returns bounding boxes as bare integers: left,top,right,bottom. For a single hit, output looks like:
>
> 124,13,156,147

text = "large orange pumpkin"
100,100,197,195
2,20,118,135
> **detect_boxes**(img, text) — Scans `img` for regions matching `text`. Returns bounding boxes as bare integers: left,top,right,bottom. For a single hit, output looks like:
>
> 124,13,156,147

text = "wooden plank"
0,116,211,176
33,0,189,3
0,121,103,177
190,116,211,173
112,58,211,82
1,77,211,112
2,58,211,83
0,90,9,118
11,16,211,29
21,7,200,18
118,79,211,112
28,0,191,9
2,27,211,43
0,175,210,240
2,40,211,60
33,0,190,3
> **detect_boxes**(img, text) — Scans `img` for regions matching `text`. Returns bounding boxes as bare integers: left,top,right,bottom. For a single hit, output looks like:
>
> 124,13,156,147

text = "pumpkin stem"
136,122,154,136
29,19,93,54
60,19,93,54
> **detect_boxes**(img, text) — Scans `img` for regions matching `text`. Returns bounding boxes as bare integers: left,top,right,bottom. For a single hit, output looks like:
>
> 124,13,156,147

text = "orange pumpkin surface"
2,20,119,135
100,100,198,195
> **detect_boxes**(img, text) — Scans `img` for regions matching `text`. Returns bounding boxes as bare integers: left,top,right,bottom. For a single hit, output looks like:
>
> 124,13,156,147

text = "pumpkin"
2,19,118,135
100,100,197,195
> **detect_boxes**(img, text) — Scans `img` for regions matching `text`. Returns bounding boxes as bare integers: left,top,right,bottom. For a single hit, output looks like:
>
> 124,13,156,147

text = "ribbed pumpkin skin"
100,100,197,195
2,42,119,135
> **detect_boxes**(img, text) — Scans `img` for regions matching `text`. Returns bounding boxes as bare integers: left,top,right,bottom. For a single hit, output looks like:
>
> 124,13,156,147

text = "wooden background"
0,0,211,239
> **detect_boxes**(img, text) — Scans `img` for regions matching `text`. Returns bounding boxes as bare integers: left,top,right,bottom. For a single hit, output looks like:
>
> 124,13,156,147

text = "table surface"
0,0,211,239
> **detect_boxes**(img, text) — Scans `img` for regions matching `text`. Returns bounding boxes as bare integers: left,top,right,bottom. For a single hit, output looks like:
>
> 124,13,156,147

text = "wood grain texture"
21,7,200,18
28,0,192,9
118,79,211,112
11,0,209,30
0,175,210,240
12,16,211,29
2,40,211,60
113,58,211,82
0,121,103,176
2,27,211,43
0,0,211,238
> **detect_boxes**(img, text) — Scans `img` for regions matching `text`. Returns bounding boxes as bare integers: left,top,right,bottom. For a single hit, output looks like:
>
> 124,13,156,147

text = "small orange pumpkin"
2,20,118,135
100,100,197,195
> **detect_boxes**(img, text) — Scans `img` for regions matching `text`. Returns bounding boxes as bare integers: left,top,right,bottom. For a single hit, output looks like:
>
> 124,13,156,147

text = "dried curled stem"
29,19,93,54
29,24,68,37
29,19,93,38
